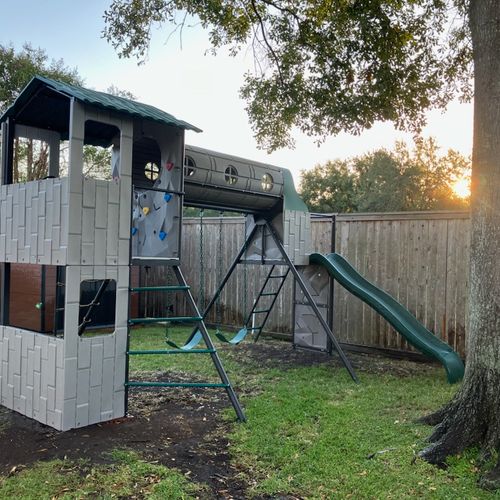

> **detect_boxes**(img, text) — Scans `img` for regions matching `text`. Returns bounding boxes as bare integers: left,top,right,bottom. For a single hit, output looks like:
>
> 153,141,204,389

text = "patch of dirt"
0,341,438,499
226,339,439,379
0,378,247,499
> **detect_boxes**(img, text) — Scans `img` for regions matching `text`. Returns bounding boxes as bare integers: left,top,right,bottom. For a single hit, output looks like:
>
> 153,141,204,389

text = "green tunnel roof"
1,75,202,133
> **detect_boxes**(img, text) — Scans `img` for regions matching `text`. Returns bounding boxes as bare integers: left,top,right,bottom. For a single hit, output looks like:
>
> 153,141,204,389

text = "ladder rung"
247,327,262,331
129,286,190,292
260,292,277,296
129,316,202,324
126,381,229,388
254,309,271,314
269,274,287,279
127,349,214,355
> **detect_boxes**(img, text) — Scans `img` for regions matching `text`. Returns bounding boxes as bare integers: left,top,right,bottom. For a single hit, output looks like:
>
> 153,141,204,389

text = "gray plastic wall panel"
0,326,65,428
293,264,331,350
0,263,128,430
0,178,69,265
283,210,311,266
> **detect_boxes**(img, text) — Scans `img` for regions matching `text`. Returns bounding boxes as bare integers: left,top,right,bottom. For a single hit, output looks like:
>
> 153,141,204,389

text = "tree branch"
259,0,300,25
249,0,285,85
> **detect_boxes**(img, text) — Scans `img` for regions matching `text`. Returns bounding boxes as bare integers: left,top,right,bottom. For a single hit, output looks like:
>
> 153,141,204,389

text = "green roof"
1,75,202,133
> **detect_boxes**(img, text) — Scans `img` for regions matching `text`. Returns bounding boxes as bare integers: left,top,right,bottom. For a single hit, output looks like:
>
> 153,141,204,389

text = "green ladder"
246,266,290,342
126,266,246,422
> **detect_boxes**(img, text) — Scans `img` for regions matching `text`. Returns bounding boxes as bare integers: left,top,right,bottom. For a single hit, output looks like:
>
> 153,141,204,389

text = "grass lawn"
0,450,200,499
0,325,499,499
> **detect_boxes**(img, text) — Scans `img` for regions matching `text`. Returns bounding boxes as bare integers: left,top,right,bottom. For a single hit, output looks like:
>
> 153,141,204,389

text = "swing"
215,214,250,345
164,209,205,350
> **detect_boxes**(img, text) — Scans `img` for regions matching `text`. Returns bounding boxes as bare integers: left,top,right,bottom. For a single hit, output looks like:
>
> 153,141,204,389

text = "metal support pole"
0,263,9,326
186,222,259,341
265,221,359,383
173,266,246,422
252,268,290,343
327,214,337,355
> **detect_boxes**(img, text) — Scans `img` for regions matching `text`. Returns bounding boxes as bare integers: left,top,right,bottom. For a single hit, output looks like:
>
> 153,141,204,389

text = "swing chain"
216,212,224,330
199,209,205,311
242,216,248,322
164,267,173,343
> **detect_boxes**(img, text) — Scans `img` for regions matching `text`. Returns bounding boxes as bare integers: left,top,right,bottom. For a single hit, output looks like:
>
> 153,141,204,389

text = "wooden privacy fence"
141,211,470,357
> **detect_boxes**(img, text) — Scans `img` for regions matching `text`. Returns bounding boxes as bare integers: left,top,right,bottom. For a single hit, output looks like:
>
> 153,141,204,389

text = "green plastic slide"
309,253,464,384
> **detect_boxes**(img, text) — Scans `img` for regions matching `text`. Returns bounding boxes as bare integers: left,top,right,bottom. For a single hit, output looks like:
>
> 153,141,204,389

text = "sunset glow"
452,177,471,198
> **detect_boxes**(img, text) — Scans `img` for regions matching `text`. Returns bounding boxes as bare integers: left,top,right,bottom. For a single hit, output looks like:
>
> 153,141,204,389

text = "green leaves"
103,0,472,151
299,138,471,213
0,43,81,114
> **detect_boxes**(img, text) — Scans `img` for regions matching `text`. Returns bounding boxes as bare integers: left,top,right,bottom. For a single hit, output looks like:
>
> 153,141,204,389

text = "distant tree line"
299,138,470,213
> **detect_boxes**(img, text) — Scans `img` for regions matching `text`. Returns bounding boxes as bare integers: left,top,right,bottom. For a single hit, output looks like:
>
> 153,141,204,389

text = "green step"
260,292,277,296
130,286,190,292
127,349,214,355
254,309,271,314
126,381,229,388
129,316,202,324
269,274,287,279
248,327,262,331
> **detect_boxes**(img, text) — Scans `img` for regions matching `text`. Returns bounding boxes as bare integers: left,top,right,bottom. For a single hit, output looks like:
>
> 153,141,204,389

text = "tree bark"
13,138,19,183
27,139,33,181
419,1,500,486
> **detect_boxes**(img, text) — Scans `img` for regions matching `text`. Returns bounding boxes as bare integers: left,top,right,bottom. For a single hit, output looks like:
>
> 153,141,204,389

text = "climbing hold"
143,207,150,215
164,193,172,203
166,161,174,171
131,227,138,236
35,302,43,310
159,231,167,241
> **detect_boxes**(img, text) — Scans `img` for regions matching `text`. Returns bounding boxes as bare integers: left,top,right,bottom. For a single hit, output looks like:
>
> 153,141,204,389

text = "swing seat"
166,330,203,350
216,327,249,345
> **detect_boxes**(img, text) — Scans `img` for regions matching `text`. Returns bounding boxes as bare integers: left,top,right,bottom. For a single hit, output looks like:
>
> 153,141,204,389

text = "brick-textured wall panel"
0,179,69,265
0,264,129,431
60,264,128,430
0,326,64,428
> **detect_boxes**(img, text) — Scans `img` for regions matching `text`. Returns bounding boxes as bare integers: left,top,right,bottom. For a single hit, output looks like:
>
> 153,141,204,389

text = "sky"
0,0,474,186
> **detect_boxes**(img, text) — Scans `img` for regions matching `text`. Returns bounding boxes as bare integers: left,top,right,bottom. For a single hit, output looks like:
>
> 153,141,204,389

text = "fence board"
141,212,471,356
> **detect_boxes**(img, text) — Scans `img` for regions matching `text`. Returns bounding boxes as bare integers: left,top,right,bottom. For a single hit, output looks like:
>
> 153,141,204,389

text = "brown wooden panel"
142,212,470,356
10,263,42,331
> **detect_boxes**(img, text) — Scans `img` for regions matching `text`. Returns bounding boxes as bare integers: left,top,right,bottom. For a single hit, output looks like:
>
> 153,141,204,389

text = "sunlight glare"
452,177,471,198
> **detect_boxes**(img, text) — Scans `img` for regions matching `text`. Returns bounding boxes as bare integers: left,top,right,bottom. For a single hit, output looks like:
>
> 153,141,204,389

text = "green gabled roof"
1,75,202,133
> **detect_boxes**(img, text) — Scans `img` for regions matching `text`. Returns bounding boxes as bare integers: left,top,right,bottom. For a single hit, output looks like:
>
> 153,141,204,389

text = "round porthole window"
144,161,160,181
184,155,196,177
261,173,274,191
225,165,238,185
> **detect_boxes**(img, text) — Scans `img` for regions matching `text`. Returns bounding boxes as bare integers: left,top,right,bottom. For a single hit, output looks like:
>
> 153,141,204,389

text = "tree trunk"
13,138,19,183
419,0,500,487
27,139,33,181
33,142,49,180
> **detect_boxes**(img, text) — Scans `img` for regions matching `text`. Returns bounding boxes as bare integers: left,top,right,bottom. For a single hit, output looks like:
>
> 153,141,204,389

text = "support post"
173,266,246,422
265,221,359,383
189,222,259,336
2,117,14,185
327,214,337,355
0,263,9,326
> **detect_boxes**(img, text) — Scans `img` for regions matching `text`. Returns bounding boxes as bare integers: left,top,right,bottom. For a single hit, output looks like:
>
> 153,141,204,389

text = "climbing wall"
130,120,183,263
131,167,180,260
